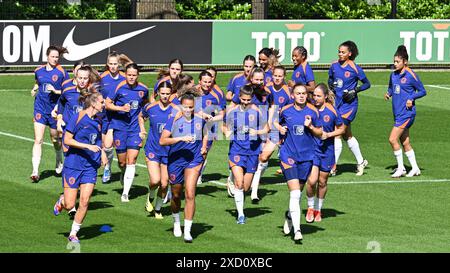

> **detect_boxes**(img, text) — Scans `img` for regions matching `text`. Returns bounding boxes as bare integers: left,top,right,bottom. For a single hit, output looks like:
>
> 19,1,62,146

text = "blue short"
280,157,313,183
394,116,415,129
145,150,168,165
33,109,57,129
113,130,142,154
168,155,204,185
228,153,259,174
313,153,334,173
62,166,97,189
338,103,358,125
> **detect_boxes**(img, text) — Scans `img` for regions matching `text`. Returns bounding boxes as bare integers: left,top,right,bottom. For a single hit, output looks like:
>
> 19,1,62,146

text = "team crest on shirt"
68,177,76,185
206,100,212,106
323,115,331,123
139,91,145,98
115,139,121,147
296,72,300,78
345,71,351,78
249,114,255,122
35,113,42,121
89,133,97,145
234,155,241,163
169,173,176,182
278,97,285,104
401,77,407,84
148,152,155,159
288,158,295,165
293,125,304,135
52,75,58,82
195,123,202,130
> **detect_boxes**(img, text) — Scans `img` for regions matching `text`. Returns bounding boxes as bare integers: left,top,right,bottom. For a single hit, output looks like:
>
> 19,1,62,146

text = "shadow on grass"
88,201,114,211
225,207,272,219
58,224,115,240
113,184,148,200
165,222,214,239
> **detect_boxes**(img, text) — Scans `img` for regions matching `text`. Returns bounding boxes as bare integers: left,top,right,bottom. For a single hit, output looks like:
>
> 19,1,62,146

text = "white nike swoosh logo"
63,25,156,61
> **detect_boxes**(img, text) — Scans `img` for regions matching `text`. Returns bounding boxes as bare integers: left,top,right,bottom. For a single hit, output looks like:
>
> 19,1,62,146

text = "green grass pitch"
0,70,449,253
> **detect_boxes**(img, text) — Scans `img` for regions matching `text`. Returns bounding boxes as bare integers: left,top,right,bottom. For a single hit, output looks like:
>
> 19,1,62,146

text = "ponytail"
316,83,336,106
79,86,102,109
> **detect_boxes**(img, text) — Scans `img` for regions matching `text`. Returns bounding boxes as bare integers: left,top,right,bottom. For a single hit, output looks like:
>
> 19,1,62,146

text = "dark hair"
315,83,335,106
104,51,133,72
157,81,172,93
293,46,308,59
292,83,307,93
394,45,409,61
179,87,200,103
239,84,253,97
206,66,217,74
46,45,68,57
79,87,102,109
157,58,184,80
259,47,273,58
174,73,194,94
242,55,256,65
339,41,359,60
125,63,140,73
273,65,286,75
198,70,213,81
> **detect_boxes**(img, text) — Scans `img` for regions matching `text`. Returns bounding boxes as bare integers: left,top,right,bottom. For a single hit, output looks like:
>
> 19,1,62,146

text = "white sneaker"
121,194,129,202
283,211,293,235
227,176,235,198
173,223,182,237
356,159,368,176
294,230,303,241
184,232,193,243
55,162,63,175
406,168,421,177
391,167,406,178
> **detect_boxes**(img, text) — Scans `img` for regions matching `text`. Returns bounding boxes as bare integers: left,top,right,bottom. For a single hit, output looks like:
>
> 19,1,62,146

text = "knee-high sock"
234,189,244,217
32,144,42,174
394,149,404,170
405,149,419,170
122,164,136,196
104,147,114,170
251,161,268,198
289,190,301,233
347,137,364,165
334,138,343,166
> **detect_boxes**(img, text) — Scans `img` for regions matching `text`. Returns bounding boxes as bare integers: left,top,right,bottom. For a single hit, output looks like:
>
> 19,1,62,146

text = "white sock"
394,149,404,170
184,219,193,234
307,196,314,209
405,149,419,170
70,221,82,236
122,164,136,196
234,188,244,217
318,198,324,211
347,137,364,165
334,138,343,166
104,147,114,170
172,212,180,224
155,196,163,211
289,190,301,233
32,144,42,174
251,161,268,197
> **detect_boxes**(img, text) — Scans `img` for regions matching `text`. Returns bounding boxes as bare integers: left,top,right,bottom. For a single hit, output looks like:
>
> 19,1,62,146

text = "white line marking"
427,85,450,90
2,130,449,185
0,131,147,168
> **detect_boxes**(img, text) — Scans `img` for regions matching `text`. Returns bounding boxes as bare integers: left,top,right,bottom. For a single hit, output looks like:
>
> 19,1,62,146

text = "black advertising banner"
0,20,212,66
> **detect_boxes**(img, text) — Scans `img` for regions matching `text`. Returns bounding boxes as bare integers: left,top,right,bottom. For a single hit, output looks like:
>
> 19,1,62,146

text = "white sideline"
0,130,147,168
1,130,449,186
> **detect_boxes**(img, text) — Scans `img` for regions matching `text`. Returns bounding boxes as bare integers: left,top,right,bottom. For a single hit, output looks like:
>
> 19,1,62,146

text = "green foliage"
175,0,252,19
268,0,450,19
0,0,130,20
